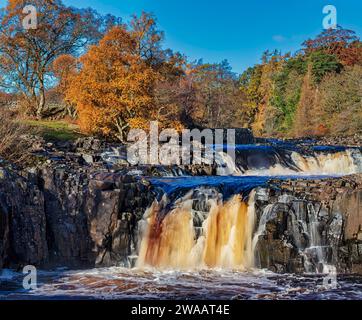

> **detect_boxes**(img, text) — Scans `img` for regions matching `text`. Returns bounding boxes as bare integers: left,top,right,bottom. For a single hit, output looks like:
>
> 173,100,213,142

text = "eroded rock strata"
0,137,362,273
0,160,361,274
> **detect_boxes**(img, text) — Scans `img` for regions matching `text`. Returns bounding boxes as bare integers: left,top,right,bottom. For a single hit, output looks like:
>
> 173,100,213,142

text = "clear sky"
1,0,361,73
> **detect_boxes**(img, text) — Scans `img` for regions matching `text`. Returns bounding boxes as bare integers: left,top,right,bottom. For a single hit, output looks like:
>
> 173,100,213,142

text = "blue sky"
1,0,361,73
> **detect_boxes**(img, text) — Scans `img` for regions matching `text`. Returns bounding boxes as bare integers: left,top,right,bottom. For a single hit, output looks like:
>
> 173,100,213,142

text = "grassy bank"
23,120,84,142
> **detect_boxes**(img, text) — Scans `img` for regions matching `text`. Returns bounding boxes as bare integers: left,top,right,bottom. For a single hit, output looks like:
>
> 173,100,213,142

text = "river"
1,268,362,300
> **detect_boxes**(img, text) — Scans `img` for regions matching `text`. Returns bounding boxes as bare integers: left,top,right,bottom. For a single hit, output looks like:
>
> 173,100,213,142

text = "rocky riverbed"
0,136,361,275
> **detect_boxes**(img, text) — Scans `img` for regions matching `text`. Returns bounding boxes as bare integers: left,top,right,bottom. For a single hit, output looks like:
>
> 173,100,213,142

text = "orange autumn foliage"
52,54,78,96
67,26,161,141
67,20,185,141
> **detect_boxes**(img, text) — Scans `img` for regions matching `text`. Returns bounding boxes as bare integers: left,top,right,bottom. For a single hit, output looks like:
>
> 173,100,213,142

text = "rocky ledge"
0,156,362,274
0,136,361,273
0,164,154,269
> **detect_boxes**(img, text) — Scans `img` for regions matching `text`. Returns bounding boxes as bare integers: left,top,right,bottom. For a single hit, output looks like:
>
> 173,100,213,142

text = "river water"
1,268,362,300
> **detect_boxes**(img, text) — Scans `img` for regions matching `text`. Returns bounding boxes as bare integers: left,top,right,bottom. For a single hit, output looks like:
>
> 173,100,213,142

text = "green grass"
23,120,84,142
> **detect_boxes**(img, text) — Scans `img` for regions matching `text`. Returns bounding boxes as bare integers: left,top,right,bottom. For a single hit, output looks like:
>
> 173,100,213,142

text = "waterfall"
216,147,362,176
302,203,342,274
101,143,362,177
215,150,241,176
251,204,276,266
136,191,256,270
251,195,343,274
291,149,361,175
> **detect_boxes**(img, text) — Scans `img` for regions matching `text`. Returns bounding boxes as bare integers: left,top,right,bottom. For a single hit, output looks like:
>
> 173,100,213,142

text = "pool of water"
1,268,361,300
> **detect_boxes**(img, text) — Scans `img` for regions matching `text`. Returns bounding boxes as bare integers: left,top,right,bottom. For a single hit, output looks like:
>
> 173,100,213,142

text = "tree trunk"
36,81,46,119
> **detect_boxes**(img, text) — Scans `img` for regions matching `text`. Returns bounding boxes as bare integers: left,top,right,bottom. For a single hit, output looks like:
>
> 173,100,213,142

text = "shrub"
0,109,34,167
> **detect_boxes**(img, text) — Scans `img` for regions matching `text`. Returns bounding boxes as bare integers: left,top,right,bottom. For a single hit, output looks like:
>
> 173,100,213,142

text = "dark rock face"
41,167,93,267
84,172,151,267
253,176,362,274
0,168,48,268
235,129,255,144
0,164,154,269
212,128,255,145
0,172,9,269
40,167,155,268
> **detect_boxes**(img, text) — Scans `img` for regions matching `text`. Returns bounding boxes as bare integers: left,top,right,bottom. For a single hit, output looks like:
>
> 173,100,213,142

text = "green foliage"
285,55,308,75
270,56,306,132
309,51,342,84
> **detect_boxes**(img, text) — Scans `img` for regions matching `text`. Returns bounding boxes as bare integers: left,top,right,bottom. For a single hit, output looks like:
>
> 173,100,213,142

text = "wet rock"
0,168,48,267
253,175,362,274
1,151,362,275
214,128,255,145
0,192,9,269
41,167,92,267
89,179,114,191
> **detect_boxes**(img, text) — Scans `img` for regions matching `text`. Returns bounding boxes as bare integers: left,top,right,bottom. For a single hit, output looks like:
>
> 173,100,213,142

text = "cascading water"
217,146,362,176
104,142,359,274
251,191,343,275
101,143,362,177
2,141,360,299
290,149,361,175
136,190,256,270
251,203,276,267
135,178,345,275
302,203,342,274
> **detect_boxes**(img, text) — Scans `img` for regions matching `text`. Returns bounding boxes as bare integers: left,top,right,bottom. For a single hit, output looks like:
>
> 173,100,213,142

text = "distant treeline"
241,27,362,137
0,0,361,140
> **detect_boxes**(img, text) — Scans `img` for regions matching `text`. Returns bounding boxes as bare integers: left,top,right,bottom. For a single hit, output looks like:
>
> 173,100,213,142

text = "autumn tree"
319,65,362,135
183,60,244,128
130,12,187,128
0,0,119,118
239,65,263,127
241,27,362,138
67,12,187,141
51,54,78,117
0,90,14,108
247,52,284,136
302,26,362,66
66,26,157,141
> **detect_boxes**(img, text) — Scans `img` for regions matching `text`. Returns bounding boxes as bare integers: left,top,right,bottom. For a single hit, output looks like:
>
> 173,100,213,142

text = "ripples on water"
1,268,362,300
